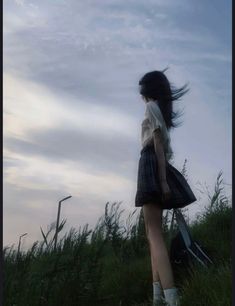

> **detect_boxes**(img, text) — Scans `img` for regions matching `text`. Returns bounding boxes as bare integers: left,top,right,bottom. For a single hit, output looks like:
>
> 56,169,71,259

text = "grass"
3,171,232,306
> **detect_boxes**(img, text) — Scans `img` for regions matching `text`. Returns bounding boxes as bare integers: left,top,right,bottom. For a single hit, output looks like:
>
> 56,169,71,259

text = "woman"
135,70,197,306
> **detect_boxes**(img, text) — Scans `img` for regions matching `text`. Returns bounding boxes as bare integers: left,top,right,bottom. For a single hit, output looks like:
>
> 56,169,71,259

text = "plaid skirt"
135,142,197,209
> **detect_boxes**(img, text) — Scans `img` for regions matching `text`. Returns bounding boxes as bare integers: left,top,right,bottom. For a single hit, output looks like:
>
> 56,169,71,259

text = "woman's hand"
160,181,172,202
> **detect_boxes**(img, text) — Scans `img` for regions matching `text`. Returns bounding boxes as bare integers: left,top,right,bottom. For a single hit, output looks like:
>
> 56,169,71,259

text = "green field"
4,171,232,306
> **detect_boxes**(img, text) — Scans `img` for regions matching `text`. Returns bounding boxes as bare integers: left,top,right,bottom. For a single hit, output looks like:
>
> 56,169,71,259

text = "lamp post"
54,195,72,251
17,233,28,258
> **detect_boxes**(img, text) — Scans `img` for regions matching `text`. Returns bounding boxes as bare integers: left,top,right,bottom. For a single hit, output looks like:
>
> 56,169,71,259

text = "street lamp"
54,195,72,251
17,233,28,257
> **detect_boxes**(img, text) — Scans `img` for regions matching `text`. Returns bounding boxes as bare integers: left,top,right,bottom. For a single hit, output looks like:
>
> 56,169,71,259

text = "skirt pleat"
135,142,197,209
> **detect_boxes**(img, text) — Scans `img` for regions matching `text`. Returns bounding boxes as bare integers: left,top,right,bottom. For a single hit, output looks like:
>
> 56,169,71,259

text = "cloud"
3,74,139,138
4,0,228,106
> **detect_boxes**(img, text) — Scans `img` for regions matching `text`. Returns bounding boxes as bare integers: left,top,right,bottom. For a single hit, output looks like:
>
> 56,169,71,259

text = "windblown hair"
139,69,189,130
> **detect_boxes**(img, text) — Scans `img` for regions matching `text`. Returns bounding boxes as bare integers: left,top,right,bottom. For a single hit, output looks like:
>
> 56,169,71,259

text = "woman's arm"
152,129,167,184
152,129,171,202
146,102,171,200
146,102,167,180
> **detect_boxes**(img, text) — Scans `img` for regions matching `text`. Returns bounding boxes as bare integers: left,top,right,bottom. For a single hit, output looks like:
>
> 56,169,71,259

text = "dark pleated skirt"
135,142,197,209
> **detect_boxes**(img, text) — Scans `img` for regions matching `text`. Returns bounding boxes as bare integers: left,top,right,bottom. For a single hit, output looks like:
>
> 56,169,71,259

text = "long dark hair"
139,69,189,130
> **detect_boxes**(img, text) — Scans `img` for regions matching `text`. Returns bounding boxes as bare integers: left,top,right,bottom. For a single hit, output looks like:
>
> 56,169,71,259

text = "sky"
3,0,232,251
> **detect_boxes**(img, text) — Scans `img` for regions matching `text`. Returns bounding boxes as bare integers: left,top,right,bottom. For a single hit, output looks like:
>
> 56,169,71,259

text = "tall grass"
3,171,232,306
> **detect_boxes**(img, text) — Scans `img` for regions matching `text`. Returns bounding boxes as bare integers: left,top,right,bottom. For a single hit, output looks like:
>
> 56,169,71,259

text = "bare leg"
143,203,175,289
149,241,160,282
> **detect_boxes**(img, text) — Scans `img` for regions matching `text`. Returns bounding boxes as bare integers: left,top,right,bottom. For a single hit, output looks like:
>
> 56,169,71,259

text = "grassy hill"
4,172,232,306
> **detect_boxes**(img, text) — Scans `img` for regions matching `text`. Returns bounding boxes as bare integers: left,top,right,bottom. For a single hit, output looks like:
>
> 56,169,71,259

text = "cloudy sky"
3,0,232,250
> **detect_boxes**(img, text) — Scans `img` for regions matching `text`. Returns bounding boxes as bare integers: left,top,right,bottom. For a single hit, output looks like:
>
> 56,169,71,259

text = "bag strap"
168,209,175,243
169,208,193,249
174,209,193,248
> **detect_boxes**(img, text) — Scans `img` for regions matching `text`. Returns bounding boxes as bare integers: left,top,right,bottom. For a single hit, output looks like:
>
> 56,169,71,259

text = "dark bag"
169,209,213,273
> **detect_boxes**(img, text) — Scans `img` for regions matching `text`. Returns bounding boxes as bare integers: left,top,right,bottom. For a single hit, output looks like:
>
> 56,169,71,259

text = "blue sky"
3,0,232,250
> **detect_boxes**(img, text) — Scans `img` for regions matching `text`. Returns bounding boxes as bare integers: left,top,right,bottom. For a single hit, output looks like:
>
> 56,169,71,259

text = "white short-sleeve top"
141,100,174,162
